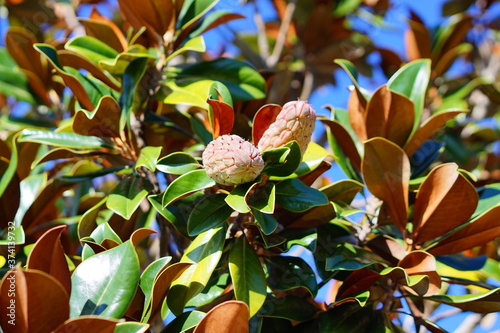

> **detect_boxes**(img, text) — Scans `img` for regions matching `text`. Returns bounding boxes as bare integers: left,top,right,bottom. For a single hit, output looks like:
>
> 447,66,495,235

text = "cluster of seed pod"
202,100,317,185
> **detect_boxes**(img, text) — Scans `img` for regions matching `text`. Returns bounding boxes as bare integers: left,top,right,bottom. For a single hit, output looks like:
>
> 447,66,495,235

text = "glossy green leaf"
188,193,233,236
70,241,140,318
114,322,150,333
106,175,153,220
334,59,360,88
185,271,230,308
225,183,252,213
266,256,318,297
158,79,219,110
165,36,206,63
136,146,162,172
119,57,149,132
178,58,266,101
387,59,431,134
168,225,226,315
162,169,216,207
251,208,278,235
259,295,318,322
474,184,500,218
0,133,20,199
427,288,500,313
161,310,205,333
65,36,118,63
19,129,115,149
326,243,387,271
248,182,275,214
156,152,200,175
263,141,302,178
275,179,329,212
99,46,154,75
229,236,267,317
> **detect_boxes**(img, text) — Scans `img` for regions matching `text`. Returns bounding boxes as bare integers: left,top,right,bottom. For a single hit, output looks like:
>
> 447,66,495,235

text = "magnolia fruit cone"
202,134,265,186
258,100,316,155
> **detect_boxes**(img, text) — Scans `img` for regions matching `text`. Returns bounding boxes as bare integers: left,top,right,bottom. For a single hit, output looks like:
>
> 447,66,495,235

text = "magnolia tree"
1,0,500,332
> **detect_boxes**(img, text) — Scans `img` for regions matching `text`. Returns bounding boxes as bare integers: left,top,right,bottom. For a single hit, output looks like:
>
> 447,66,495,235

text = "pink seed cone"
257,100,316,156
202,134,265,186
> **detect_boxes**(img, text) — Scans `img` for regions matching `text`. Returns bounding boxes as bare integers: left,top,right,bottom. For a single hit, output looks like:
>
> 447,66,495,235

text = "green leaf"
65,36,119,63
165,36,206,63
177,0,219,31
161,310,205,333
251,208,278,235
70,241,140,318
140,257,172,319
178,58,266,101
225,183,252,213
136,146,162,172
19,129,115,149
0,48,35,103
275,179,329,212
474,184,500,218
387,59,431,134
259,295,318,322
266,256,318,297
188,11,244,38
334,59,360,88
333,0,364,17
99,45,155,75
248,182,275,214
316,302,384,332
0,133,20,198
229,236,267,317
114,322,150,333
168,225,227,315
187,194,233,236
263,141,302,178
426,288,500,313
326,243,387,271
106,175,153,219
120,57,149,132
158,79,219,110
156,152,200,175
162,169,216,207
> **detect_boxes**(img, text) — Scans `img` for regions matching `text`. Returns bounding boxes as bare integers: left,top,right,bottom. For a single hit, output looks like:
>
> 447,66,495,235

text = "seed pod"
257,100,316,155
202,134,265,186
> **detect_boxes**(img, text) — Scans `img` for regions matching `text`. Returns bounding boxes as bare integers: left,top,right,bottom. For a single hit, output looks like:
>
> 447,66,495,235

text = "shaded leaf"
321,117,362,172
73,95,121,138
162,311,206,333
362,138,409,231
265,256,317,297
427,288,500,313
275,178,329,213
259,295,318,322
188,194,233,236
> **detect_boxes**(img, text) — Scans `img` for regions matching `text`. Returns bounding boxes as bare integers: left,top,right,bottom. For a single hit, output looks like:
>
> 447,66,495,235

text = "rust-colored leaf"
362,138,410,232
100,238,121,249
79,8,127,52
81,240,107,254
148,262,192,321
405,110,467,156
193,300,249,333
59,50,121,91
365,85,414,147
117,0,173,42
433,43,472,78
0,268,69,333
366,235,407,264
252,104,281,145
6,27,50,84
321,118,362,171
131,228,157,246
348,88,367,143
433,15,473,62
207,97,234,138
336,268,380,300
412,163,478,244
26,225,71,295
428,206,500,256
73,96,121,138
398,251,441,296
53,316,118,333
405,12,432,61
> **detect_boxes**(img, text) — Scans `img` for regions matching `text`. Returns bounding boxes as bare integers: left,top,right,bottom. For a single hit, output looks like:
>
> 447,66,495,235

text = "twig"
252,2,270,59
266,0,297,68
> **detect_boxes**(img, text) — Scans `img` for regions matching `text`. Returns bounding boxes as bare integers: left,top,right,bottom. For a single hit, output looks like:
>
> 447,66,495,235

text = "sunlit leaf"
70,241,140,318
275,178,329,213
193,301,249,333
162,169,216,207
229,236,267,317
156,152,200,175
107,174,153,220
136,146,162,172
